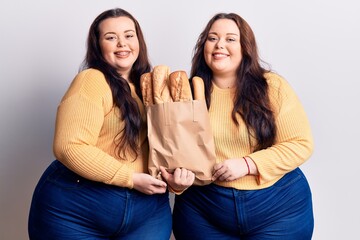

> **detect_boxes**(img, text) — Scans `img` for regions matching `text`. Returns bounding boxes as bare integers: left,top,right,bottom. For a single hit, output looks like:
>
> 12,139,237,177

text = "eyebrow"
208,32,239,37
103,29,136,36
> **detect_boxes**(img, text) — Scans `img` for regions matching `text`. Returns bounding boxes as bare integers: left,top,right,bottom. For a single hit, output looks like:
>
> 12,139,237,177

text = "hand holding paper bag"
140,65,216,185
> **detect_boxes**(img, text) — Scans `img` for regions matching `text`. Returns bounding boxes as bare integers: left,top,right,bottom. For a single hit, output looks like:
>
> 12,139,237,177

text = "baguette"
192,76,205,100
152,65,172,103
169,71,192,102
140,72,153,106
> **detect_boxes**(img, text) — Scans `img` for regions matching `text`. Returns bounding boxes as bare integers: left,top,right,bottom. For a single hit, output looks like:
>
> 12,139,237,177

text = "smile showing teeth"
115,51,130,57
213,53,228,59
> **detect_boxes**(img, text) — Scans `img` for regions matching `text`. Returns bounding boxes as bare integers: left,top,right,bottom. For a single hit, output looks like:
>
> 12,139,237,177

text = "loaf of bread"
140,72,153,106
152,65,172,104
140,66,199,105
169,71,192,102
192,76,205,100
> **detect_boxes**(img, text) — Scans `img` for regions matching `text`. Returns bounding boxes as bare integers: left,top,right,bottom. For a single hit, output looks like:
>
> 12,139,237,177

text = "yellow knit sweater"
53,69,148,189
210,72,313,190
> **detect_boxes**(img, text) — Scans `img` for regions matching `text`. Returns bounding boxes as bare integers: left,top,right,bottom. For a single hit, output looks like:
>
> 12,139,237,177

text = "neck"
212,75,236,89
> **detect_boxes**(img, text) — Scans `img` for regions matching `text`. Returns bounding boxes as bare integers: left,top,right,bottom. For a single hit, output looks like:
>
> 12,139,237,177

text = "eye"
226,38,236,42
207,36,218,42
105,34,118,41
126,34,134,39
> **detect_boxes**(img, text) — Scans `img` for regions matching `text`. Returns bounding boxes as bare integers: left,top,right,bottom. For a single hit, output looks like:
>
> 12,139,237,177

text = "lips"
114,51,130,57
212,53,229,59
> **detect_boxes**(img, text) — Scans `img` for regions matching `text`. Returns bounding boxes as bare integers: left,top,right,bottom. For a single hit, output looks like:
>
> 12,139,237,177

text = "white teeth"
213,53,228,59
115,52,129,56
213,53,227,57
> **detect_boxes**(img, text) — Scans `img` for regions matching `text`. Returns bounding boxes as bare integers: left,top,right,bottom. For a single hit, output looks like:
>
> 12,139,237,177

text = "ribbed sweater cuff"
109,167,134,189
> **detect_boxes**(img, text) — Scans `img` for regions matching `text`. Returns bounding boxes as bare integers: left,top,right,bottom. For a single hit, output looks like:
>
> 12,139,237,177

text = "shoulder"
264,72,288,89
264,72,301,113
74,69,108,87
264,71,296,98
72,69,111,94
61,68,112,103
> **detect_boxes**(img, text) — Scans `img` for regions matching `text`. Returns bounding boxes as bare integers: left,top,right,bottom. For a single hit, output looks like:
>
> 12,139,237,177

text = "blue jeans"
28,160,172,240
173,168,313,240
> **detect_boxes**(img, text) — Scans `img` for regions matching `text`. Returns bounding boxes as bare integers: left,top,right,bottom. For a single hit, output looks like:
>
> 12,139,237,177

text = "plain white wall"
1,0,359,239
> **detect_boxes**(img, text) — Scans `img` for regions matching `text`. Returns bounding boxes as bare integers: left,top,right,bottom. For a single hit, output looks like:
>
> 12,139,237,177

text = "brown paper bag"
147,99,216,185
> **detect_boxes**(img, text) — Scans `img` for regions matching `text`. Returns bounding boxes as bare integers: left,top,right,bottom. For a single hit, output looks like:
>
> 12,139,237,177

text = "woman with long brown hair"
173,12,314,240
28,8,193,239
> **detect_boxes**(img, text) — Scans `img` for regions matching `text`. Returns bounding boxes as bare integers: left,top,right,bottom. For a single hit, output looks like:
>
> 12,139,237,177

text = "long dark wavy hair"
81,8,151,159
190,13,276,152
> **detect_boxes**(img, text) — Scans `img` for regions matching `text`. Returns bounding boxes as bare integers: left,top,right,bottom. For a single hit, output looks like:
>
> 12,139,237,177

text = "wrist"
243,156,258,175
168,184,188,195
242,157,250,175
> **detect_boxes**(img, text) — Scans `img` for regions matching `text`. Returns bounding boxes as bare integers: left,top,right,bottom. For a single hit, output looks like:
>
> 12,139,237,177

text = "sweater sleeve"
248,73,314,185
53,69,134,188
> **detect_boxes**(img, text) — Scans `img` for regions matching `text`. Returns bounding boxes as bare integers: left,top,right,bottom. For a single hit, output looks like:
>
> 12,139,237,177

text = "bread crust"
140,72,153,106
169,71,192,102
192,76,205,100
152,65,172,103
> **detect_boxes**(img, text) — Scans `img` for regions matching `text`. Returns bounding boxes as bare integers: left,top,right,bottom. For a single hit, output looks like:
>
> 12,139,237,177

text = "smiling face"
99,16,139,80
204,19,242,79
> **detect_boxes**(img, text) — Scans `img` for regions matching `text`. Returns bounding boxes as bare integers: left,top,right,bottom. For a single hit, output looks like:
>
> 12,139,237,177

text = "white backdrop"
1,0,359,239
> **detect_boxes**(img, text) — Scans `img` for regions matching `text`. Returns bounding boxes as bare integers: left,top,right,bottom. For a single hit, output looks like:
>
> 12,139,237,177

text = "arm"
212,73,313,184
53,70,134,187
248,74,314,185
53,69,166,192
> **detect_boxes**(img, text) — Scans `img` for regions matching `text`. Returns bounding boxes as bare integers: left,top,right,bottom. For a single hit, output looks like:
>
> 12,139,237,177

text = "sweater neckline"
212,81,236,94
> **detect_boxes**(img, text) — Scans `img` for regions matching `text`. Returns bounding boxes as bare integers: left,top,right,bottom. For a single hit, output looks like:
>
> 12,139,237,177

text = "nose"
215,39,225,49
117,37,126,47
